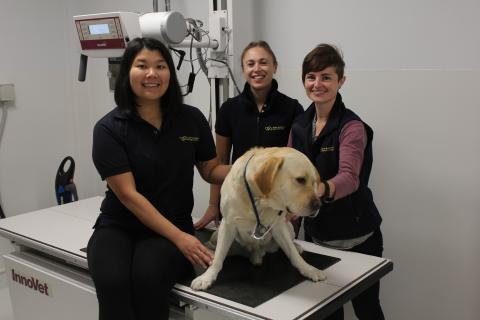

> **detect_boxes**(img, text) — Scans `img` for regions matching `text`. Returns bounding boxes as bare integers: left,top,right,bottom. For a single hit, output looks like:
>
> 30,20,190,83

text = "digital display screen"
88,24,110,35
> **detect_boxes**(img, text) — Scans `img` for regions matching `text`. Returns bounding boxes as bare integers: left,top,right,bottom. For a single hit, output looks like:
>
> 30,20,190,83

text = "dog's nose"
310,198,321,212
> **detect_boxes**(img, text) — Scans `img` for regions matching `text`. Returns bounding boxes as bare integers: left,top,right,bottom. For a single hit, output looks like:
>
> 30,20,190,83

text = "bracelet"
208,203,218,208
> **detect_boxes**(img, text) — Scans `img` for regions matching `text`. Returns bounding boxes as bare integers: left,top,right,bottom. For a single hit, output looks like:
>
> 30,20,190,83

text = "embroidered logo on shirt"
265,125,286,132
179,136,199,142
321,146,335,152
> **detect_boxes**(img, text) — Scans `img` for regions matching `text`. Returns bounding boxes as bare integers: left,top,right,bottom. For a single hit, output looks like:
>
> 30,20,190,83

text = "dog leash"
243,153,282,240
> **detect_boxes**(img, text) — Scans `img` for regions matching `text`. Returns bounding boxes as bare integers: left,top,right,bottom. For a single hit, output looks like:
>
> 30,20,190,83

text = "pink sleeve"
287,129,293,147
329,120,366,200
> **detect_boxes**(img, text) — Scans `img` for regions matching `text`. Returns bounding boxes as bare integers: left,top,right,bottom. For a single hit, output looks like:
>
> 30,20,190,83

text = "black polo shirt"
92,104,216,232
215,79,304,163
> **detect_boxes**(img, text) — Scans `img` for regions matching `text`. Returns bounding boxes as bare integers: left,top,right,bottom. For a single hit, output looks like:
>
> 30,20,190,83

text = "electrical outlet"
0,84,15,102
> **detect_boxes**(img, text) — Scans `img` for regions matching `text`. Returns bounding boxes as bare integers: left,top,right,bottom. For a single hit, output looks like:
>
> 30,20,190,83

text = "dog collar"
243,153,282,240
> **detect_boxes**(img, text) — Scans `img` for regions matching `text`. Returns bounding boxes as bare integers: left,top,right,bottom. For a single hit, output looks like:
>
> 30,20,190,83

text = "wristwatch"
321,181,334,204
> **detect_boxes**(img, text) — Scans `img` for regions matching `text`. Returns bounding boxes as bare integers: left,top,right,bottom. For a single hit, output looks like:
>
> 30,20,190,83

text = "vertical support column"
225,0,235,98
209,0,232,117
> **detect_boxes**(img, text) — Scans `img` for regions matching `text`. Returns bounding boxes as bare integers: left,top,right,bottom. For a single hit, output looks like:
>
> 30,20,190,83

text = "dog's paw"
299,264,326,282
191,273,215,291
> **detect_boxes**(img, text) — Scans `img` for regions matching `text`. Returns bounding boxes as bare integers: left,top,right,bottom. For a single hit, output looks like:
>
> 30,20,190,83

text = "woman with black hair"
87,37,230,320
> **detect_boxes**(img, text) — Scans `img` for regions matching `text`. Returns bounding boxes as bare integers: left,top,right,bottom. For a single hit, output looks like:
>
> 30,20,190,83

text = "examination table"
0,197,392,320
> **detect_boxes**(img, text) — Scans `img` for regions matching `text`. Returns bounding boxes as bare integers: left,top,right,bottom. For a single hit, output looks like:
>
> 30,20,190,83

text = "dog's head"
251,147,321,217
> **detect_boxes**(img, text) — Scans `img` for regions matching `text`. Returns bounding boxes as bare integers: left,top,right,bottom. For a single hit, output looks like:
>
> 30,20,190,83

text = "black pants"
309,228,385,320
87,226,193,320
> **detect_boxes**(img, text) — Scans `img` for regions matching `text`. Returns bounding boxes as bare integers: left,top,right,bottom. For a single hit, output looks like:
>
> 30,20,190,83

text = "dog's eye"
296,177,306,185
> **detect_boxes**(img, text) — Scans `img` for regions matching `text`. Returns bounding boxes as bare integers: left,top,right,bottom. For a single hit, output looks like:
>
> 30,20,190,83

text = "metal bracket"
208,10,229,79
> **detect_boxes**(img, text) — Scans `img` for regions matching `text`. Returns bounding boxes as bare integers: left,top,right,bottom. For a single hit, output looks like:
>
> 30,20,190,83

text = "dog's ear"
254,157,284,196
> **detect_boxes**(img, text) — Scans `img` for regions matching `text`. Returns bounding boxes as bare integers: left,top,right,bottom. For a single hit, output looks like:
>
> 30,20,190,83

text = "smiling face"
304,66,345,108
242,46,277,92
129,48,170,106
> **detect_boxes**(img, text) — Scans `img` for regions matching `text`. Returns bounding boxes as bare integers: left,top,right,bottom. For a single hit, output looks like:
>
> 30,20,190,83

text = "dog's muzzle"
286,198,321,218
311,198,321,211
308,209,320,218
306,198,321,218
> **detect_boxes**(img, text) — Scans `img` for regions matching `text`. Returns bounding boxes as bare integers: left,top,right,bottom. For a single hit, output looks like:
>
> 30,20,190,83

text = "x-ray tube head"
140,11,187,44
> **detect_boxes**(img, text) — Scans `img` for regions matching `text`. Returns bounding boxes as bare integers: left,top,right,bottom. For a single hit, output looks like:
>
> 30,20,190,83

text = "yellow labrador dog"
191,147,326,291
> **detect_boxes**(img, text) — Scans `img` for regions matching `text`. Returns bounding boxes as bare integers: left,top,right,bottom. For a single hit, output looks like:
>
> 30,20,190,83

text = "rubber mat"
182,231,340,307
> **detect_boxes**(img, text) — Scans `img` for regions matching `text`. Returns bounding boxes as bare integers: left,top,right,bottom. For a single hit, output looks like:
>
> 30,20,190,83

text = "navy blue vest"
291,94,382,240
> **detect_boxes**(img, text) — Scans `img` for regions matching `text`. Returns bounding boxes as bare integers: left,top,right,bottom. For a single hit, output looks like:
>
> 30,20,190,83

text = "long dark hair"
114,37,183,115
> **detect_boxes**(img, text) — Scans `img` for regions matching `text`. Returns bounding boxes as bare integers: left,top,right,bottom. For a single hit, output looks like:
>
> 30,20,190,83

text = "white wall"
0,1,479,319
0,0,72,215
256,1,480,319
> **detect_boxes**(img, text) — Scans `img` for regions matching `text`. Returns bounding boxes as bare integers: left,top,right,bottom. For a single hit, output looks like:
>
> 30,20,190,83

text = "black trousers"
309,228,385,320
87,226,193,320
